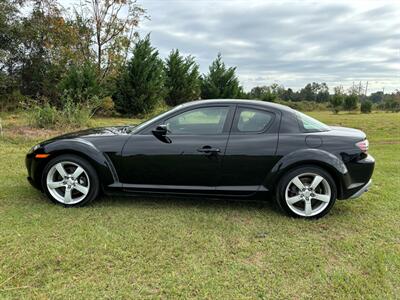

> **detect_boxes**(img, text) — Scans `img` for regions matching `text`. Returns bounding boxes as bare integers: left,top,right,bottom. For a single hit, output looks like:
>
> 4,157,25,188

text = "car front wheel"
276,166,337,218
42,154,99,206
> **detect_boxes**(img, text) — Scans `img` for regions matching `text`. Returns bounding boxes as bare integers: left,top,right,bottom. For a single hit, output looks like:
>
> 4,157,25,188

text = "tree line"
1,0,399,117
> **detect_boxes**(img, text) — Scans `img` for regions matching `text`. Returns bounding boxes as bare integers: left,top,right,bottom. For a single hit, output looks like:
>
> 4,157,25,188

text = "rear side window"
296,111,330,132
233,108,274,133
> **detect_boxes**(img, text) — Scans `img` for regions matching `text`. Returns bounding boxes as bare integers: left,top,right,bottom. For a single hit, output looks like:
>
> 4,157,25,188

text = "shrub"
275,100,328,111
330,88,344,114
26,94,100,129
60,96,94,127
262,92,277,102
343,94,358,112
381,93,400,112
0,90,27,112
58,62,101,105
27,102,59,128
360,101,372,113
96,96,116,116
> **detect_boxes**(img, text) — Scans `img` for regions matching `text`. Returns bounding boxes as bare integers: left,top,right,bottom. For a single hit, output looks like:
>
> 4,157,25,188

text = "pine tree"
201,53,241,99
113,35,165,115
330,86,344,114
164,49,201,106
343,93,358,112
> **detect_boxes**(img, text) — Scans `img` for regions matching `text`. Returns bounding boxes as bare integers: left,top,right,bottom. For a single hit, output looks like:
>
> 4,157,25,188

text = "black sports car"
26,99,374,218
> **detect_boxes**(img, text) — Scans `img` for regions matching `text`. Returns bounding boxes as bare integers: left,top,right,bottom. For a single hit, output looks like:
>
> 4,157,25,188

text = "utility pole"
365,81,368,96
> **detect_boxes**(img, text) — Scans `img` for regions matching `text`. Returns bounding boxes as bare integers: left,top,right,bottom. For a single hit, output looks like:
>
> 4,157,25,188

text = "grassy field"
0,111,399,299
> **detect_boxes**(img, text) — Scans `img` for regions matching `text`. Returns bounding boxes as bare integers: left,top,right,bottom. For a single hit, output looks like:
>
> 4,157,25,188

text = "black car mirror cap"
153,124,168,135
152,124,172,144
152,124,173,139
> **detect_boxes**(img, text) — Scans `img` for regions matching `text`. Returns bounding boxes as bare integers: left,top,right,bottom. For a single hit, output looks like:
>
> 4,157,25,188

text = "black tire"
41,154,100,207
275,165,337,219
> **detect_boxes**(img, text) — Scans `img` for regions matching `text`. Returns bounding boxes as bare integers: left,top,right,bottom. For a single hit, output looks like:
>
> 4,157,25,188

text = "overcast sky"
62,0,400,93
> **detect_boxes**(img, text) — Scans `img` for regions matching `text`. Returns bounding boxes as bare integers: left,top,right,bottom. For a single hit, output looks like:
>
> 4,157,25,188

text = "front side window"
296,111,330,132
234,108,274,133
165,106,229,135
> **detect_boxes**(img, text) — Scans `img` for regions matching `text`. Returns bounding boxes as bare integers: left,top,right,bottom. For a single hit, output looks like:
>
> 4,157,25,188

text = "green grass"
0,111,399,299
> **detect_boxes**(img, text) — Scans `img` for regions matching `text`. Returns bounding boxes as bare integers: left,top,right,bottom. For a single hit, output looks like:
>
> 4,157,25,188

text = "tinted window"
296,111,330,132
235,108,274,132
165,107,229,135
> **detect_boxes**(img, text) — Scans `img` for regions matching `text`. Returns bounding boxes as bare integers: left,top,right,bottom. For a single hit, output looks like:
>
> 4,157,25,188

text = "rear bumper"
349,179,372,199
339,154,374,199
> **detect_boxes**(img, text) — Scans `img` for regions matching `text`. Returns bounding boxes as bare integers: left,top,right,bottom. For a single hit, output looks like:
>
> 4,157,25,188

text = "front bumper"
26,153,49,191
349,179,372,199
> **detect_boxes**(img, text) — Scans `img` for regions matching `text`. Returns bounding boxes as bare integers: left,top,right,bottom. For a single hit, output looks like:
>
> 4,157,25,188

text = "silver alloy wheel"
46,161,90,205
285,172,331,217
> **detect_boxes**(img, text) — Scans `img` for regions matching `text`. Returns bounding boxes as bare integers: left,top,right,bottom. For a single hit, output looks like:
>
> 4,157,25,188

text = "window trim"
230,106,276,135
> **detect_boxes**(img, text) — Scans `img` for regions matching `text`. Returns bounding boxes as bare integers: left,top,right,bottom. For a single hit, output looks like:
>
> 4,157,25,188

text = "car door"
217,105,281,193
119,105,235,193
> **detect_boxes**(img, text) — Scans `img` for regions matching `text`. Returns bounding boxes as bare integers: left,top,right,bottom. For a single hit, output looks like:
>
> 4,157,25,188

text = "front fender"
37,138,116,188
262,148,349,196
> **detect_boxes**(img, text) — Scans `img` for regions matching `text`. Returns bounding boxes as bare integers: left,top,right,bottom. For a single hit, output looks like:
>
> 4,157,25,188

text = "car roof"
180,99,295,113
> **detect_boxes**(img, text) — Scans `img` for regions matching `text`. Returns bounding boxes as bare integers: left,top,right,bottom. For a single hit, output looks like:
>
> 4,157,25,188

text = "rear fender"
263,149,350,197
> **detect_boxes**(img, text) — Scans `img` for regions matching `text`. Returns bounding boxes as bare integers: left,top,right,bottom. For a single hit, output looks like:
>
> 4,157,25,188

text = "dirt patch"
3,126,66,141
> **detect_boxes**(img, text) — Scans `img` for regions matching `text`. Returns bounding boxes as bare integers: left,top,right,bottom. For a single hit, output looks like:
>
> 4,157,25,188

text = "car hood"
45,126,136,142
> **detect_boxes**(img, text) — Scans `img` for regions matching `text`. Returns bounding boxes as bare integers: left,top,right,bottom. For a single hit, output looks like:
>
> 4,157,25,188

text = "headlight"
28,144,41,154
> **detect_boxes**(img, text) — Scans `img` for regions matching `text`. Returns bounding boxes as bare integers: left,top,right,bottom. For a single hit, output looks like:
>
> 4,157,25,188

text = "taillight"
356,139,369,153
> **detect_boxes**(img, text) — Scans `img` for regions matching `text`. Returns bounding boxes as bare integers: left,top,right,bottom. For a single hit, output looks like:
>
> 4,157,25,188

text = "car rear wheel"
42,154,99,206
276,166,336,218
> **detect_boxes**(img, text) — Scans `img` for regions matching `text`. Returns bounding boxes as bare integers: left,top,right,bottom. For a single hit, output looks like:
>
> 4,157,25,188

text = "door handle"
197,146,220,154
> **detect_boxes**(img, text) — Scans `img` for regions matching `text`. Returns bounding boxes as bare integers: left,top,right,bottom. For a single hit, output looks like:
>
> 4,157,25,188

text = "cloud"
62,0,400,93
134,0,400,93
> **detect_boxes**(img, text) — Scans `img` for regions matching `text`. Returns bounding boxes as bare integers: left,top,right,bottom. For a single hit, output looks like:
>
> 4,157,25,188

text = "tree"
330,86,344,114
164,49,200,106
369,91,384,103
201,53,241,99
113,35,165,115
316,82,329,102
360,100,372,113
249,86,268,100
382,90,400,112
58,62,101,103
343,93,358,112
0,0,22,98
281,88,295,102
262,91,277,102
80,0,146,80
19,0,70,101
299,83,315,101
298,82,330,102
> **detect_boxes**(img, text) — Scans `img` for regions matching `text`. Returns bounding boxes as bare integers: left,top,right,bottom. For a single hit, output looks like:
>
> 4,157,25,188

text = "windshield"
296,111,330,132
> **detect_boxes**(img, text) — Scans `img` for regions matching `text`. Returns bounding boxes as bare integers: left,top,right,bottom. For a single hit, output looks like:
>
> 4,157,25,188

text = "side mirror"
152,124,171,143
152,124,168,137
